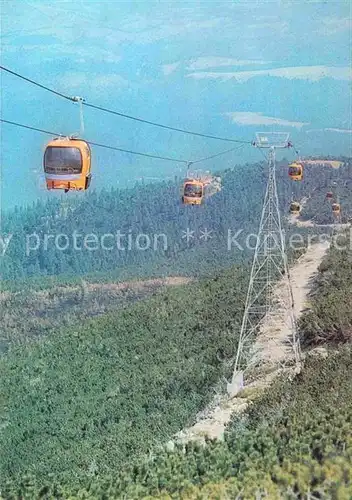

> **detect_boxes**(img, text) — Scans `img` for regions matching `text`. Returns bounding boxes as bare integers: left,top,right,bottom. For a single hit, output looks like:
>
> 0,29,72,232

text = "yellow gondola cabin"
181,179,204,205
288,162,303,181
290,201,301,214
44,137,91,192
332,203,340,215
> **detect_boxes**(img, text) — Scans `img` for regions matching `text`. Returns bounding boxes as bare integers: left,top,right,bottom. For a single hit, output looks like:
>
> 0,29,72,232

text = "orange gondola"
332,203,340,215
288,162,303,181
44,137,91,192
289,201,301,214
181,179,204,205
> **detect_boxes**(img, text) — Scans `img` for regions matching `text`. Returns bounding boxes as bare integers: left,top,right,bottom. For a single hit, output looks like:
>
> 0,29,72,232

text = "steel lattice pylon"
228,133,301,395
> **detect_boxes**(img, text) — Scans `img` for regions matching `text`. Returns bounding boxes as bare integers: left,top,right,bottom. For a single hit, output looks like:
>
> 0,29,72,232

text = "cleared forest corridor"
176,240,331,444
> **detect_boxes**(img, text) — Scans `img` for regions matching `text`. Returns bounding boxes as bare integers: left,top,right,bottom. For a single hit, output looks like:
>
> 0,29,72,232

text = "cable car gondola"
288,162,303,181
326,191,333,200
289,201,301,215
332,203,340,215
181,179,204,205
44,137,91,192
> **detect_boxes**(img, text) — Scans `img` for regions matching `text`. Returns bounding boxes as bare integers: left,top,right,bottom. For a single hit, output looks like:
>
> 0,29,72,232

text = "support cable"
0,65,252,145
0,118,249,165
0,119,188,163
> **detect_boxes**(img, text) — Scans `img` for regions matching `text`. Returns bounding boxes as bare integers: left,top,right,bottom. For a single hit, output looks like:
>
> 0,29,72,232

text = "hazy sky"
1,0,351,208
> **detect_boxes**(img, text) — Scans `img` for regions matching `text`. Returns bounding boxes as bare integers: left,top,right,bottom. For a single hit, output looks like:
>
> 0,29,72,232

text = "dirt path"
1,276,194,350
251,240,330,368
174,241,330,444
291,219,350,228
86,276,193,294
0,276,193,303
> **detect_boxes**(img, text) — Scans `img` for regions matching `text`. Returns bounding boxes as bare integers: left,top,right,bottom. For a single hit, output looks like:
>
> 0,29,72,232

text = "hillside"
1,239,350,498
0,265,248,487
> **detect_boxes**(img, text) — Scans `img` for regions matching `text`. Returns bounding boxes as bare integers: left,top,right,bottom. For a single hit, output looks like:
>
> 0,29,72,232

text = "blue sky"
1,0,351,209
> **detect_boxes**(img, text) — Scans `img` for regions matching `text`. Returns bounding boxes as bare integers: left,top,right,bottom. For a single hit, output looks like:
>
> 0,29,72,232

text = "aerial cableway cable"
189,144,246,165
287,141,300,156
0,66,73,102
0,119,188,163
0,65,252,145
0,118,248,165
82,102,251,144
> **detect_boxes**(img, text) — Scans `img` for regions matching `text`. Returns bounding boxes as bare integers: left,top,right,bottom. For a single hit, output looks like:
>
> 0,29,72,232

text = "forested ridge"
2,156,351,283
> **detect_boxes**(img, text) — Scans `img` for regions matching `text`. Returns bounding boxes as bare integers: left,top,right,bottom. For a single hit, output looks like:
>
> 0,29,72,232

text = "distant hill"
2,156,350,283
